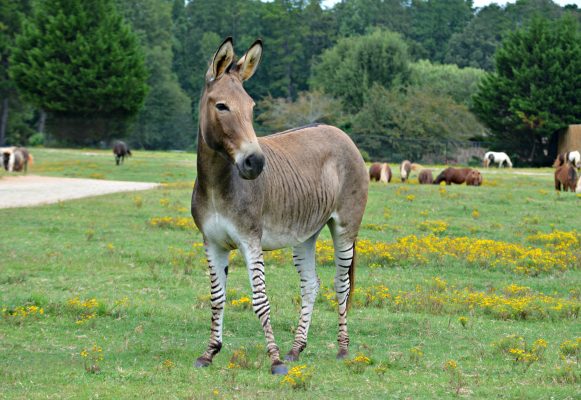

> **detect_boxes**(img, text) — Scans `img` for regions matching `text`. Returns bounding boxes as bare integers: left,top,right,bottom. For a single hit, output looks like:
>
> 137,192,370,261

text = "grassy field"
1,148,579,399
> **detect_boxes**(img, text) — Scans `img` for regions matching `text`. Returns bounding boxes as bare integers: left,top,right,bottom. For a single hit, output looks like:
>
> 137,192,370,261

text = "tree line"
1,0,580,164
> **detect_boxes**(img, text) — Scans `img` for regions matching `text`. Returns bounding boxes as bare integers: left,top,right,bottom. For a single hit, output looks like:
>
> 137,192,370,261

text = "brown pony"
113,141,132,165
418,169,433,184
369,163,382,181
465,169,483,186
433,167,474,185
369,163,391,183
554,164,578,192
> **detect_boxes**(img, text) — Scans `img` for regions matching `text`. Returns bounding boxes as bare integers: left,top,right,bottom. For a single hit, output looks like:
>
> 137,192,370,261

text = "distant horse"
1,147,32,173
369,163,392,183
418,169,433,184
465,169,483,186
554,164,578,192
1,147,14,171
434,167,474,185
483,151,512,168
400,160,412,182
553,151,580,169
113,141,132,165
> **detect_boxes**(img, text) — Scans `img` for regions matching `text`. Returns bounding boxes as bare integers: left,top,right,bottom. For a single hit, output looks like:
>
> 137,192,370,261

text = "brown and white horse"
369,162,392,183
553,151,580,169
191,38,368,375
1,147,32,173
400,160,412,182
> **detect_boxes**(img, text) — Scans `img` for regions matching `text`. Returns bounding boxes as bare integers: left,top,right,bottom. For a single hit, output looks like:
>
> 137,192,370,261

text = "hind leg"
286,234,320,362
328,219,357,360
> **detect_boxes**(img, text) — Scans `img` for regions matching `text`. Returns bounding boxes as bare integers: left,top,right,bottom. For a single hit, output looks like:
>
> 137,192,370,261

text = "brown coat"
554,164,578,192
433,167,474,185
418,169,433,184
465,170,483,186
369,163,382,181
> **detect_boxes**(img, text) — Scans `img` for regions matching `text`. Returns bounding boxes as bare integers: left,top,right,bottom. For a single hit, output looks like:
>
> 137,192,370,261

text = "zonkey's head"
199,37,265,180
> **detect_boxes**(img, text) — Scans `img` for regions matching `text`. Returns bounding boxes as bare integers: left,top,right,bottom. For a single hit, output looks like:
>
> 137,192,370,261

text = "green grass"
1,150,579,399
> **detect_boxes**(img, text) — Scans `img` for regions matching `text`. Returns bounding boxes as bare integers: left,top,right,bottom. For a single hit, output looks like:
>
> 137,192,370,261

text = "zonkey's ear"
210,37,235,81
236,39,263,82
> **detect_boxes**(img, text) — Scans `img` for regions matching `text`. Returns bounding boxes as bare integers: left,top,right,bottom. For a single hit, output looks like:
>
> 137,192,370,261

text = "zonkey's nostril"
244,155,254,169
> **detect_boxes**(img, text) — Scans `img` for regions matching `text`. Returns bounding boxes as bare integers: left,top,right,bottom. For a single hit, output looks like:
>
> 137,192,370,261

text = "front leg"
195,242,230,367
240,241,287,375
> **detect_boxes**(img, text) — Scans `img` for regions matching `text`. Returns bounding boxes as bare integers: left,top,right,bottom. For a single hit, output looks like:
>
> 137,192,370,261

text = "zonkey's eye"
216,103,229,111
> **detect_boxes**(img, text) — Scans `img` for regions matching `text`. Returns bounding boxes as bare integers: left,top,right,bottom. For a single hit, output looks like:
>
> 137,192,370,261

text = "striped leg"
285,237,319,362
195,242,230,367
240,242,287,375
333,240,355,359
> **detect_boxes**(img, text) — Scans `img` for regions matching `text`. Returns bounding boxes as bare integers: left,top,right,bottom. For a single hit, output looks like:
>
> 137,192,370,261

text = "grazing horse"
369,162,392,183
1,147,32,173
191,38,368,375
554,164,578,192
553,151,580,169
483,151,513,168
400,160,412,182
113,141,132,165
1,147,14,171
465,169,483,186
418,169,433,184
433,167,475,185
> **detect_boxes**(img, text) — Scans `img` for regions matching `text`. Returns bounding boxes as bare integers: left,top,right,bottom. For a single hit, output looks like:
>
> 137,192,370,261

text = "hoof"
271,362,288,375
284,351,299,362
336,349,348,360
195,357,212,368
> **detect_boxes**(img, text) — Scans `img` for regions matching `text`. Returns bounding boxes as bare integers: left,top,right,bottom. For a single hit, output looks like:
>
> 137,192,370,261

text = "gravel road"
0,175,159,209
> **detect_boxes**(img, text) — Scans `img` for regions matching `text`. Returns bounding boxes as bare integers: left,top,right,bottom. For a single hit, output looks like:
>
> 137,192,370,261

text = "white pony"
484,151,513,168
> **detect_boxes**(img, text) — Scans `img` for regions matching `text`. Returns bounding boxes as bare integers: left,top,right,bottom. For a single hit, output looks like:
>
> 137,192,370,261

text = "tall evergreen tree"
472,15,581,164
10,0,148,144
116,0,195,150
0,0,33,146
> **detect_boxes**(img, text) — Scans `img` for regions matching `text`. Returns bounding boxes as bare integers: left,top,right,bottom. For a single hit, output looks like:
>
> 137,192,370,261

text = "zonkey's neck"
196,128,236,191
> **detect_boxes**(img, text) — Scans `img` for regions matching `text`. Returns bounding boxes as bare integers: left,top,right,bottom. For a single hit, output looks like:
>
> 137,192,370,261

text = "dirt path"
0,175,159,209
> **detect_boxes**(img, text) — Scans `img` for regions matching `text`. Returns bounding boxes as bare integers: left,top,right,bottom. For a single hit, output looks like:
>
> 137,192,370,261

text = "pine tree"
472,15,581,164
116,0,195,150
10,0,148,144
